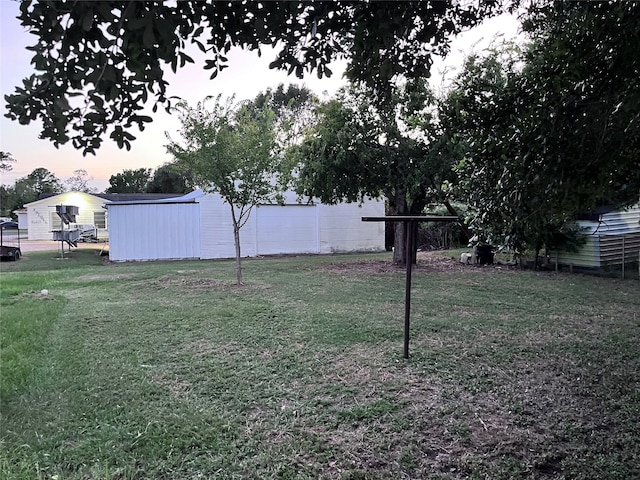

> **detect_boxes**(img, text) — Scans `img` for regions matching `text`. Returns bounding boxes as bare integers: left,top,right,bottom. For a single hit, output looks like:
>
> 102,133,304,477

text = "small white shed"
551,204,640,269
106,190,386,262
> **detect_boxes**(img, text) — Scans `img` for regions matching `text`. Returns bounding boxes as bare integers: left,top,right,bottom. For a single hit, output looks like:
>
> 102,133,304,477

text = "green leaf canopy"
4,1,499,153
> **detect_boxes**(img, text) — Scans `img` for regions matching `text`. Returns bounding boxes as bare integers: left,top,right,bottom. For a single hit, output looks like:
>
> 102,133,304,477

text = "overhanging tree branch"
5,1,501,154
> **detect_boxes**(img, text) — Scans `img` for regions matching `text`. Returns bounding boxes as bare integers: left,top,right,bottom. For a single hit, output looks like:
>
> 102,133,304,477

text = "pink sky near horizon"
0,1,521,192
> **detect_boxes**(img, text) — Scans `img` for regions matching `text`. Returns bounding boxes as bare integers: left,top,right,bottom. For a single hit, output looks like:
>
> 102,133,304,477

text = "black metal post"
403,220,413,359
361,215,458,360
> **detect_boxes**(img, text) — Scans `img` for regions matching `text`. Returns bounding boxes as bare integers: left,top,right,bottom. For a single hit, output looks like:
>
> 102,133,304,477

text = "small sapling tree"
167,94,281,285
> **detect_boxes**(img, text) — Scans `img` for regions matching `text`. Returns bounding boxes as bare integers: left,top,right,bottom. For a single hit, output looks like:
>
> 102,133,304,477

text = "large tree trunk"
390,189,407,265
392,222,406,265
393,221,419,265
389,189,424,265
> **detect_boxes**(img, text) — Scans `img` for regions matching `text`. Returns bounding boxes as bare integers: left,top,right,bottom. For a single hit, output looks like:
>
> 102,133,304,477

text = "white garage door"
256,205,318,255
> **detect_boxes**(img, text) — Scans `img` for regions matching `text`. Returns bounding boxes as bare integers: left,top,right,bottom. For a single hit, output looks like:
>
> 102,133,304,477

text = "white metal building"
106,190,386,262
550,204,640,269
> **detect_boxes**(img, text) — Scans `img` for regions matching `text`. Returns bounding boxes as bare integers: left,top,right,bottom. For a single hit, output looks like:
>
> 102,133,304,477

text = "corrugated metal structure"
108,203,200,261
106,190,385,262
551,204,640,269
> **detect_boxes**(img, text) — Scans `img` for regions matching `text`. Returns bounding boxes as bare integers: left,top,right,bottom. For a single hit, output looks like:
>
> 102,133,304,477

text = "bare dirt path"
18,240,109,253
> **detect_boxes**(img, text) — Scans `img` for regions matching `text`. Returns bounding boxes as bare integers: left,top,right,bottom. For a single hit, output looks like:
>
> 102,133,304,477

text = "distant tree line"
104,165,194,194
0,163,194,218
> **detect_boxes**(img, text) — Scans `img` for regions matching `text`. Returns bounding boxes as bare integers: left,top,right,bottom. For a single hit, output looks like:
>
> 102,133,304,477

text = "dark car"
0,221,18,229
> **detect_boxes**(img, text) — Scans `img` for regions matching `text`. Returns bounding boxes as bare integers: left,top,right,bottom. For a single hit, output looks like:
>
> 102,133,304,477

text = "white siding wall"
107,203,200,261
318,199,386,253
26,204,52,240
256,204,318,255
108,193,385,262
554,231,601,268
25,192,107,240
198,194,257,260
598,207,640,236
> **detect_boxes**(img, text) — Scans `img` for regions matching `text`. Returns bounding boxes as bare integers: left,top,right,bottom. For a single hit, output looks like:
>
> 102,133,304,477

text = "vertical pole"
60,221,65,260
404,221,413,359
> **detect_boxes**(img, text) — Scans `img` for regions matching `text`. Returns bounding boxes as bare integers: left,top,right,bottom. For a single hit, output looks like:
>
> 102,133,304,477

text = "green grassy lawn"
1,249,639,479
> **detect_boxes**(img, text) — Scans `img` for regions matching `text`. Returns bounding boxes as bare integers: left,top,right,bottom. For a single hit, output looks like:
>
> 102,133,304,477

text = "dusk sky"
0,1,521,192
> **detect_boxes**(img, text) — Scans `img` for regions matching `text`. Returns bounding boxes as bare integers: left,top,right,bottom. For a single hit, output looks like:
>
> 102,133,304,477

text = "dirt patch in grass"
150,371,192,399
322,252,515,275
74,273,137,282
153,275,271,292
322,260,402,275
180,339,245,358
156,276,236,289
180,338,219,358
